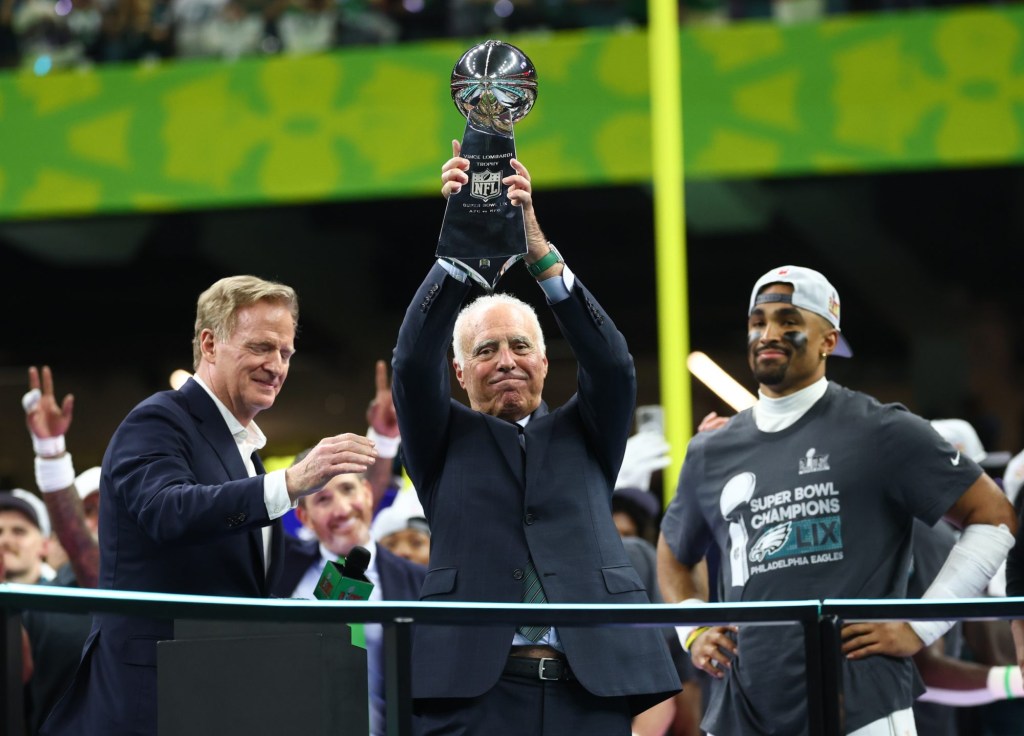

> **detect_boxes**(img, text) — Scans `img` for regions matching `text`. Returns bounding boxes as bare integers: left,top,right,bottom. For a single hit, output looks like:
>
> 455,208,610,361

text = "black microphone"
315,546,375,602
341,546,372,584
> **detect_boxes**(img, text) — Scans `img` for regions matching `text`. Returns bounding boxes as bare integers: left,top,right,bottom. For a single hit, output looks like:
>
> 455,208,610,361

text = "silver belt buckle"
538,657,559,681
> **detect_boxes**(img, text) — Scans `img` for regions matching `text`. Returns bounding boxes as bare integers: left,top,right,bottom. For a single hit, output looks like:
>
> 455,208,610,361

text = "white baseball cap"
74,466,102,501
749,265,853,358
930,419,1011,470
371,490,429,542
9,489,52,538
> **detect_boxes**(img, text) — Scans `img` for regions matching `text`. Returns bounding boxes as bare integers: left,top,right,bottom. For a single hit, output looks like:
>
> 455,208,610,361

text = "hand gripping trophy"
436,39,538,290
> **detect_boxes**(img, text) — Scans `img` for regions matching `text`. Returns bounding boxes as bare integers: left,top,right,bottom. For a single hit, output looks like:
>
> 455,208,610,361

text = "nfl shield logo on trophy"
470,170,502,201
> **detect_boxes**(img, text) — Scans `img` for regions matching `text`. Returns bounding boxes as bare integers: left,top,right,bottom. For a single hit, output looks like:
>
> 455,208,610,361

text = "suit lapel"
484,415,525,483
482,402,552,485
182,379,268,588
523,402,552,491
181,379,250,481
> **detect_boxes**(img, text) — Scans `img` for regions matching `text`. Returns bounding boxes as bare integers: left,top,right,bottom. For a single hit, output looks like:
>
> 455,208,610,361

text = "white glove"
616,431,671,491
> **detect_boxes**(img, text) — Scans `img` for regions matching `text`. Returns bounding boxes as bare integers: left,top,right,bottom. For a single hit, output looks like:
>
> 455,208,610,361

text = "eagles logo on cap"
828,293,840,321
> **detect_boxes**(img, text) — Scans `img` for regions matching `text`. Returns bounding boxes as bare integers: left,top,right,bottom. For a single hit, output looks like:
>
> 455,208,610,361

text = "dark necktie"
516,423,550,642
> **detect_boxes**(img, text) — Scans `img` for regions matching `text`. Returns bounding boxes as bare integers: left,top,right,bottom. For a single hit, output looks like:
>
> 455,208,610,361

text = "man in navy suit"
41,275,380,736
392,144,680,735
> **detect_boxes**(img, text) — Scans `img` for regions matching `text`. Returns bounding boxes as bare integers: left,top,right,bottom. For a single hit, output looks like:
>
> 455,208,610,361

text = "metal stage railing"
2,584,1022,736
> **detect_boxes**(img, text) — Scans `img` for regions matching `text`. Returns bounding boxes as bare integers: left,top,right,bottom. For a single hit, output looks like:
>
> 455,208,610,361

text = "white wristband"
908,619,953,648
919,666,1024,706
32,434,66,457
674,598,707,652
35,453,76,493
987,665,1024,700
367,427,400,459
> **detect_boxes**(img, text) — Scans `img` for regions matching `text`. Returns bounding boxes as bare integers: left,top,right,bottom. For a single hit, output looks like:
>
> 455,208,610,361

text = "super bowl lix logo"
470,170,502,201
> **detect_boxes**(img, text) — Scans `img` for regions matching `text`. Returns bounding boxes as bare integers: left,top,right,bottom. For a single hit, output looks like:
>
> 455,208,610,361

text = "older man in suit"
392,144,680,735
40,275,379,736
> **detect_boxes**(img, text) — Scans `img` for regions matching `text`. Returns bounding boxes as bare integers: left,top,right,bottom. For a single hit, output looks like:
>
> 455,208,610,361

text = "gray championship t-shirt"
662,382,981,736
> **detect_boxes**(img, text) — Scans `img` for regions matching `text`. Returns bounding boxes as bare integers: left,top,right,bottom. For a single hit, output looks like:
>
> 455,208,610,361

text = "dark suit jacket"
42,378,284,736
392,263,680,715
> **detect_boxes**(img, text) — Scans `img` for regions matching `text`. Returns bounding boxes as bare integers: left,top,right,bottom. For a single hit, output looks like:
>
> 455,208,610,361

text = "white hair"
452,293,546,368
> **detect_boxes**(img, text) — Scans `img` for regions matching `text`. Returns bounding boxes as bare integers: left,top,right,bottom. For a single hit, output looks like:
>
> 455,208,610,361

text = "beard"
753,361,789,387
749,342,802,388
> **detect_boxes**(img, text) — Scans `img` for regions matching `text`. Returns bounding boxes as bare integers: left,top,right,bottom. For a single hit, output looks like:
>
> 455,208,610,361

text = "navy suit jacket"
42,378,284,736
393,263,680,715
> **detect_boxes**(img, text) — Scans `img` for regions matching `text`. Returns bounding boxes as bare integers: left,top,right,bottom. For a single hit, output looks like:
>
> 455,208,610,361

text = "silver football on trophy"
450,40,538,136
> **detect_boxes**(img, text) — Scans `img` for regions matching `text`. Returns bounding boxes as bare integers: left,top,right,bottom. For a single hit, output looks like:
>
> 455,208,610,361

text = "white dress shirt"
191,375,294,574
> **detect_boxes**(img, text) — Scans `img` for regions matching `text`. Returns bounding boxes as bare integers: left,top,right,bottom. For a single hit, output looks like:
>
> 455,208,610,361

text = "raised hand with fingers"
503,158,532,210
24,365,74,450
366,359,399,440
24,365,78,493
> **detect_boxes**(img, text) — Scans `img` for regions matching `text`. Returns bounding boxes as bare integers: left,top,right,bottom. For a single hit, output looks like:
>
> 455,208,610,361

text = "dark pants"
413,674,632,736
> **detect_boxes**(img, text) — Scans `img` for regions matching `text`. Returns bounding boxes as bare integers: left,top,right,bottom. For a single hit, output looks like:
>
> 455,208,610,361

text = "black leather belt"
504,655,574,682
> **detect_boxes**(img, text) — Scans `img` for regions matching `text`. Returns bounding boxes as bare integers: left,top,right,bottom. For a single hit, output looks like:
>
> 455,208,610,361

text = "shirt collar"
754,376,829,430
191,374,267,450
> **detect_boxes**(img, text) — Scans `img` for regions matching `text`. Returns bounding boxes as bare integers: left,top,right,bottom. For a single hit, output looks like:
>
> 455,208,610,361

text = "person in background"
365,359,403,514
272,461,425,736
0,488,93,733
0,549,37,686
612,421,672,546
0,491,50,586
371,489,430,566
23,365,99,589
8,488,59,580
612,486,661,545
930,418,1011,478
73,466,102,539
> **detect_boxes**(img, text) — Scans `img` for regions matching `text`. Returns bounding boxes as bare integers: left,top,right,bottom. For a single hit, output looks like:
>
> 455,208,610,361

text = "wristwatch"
525,243,564,278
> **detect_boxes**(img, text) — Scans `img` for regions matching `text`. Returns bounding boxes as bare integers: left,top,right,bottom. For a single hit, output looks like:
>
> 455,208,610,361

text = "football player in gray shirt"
657,265,1016,736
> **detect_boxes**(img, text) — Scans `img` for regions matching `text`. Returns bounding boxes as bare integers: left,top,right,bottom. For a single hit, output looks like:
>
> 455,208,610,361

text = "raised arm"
365,359,400,512
23,366,99,588
393,141,474,492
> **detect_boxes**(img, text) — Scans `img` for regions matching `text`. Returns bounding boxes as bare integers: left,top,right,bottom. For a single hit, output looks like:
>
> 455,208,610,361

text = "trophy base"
440,254,525,292
436,122,528,291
